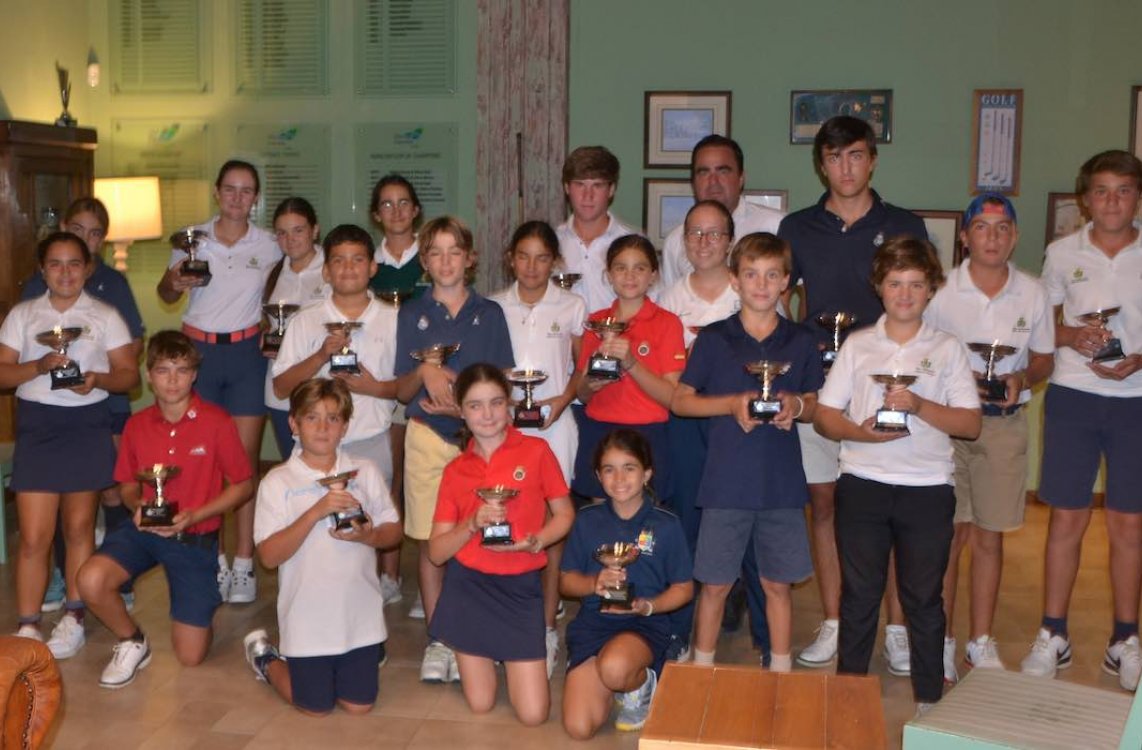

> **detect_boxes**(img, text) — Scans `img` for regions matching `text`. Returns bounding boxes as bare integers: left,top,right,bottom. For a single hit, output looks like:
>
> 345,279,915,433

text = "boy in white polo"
925,194,1054,681
1021,150,1142,691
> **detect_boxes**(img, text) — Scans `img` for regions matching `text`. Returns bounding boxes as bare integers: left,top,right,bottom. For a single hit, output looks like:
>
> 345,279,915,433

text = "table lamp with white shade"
93,176,163,271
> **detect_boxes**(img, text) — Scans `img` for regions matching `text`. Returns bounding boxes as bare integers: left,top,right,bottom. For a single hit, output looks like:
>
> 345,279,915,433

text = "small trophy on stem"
320,469,366,531
171,229,211,284
508,369,548,428
138,464,180,527
594,542,641,611
584,318,629,380
35,326,84,389
967,341,1018,402
324,321,364,374
261,302,300,355
54,62,76,127
871,373,919,433
476,485,520,546
745,360,791,422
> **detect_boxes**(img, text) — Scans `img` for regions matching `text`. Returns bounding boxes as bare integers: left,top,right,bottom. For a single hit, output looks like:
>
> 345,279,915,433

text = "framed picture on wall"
913,209,964,270
743,189,789,213
1131,86,1142,157
643,178,694,248
644,91,732,168
789,89,893,144
971,89,1023,195
1045,192,1086,245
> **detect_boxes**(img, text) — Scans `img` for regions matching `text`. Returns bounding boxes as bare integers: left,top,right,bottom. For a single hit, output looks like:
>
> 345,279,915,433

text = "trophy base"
1093,338,1125,363
513,407,544,429
329,353,360,375
481,523,514,546
55,114,77,128
49,365,85,390
600,585,634,612
874,408,910,433
182,261,212,285
140,503,178,527
329,507,367,531
587,356,622,381
821,350,838,371
262,332,283,356
748,398,781,422
979,377,1008,402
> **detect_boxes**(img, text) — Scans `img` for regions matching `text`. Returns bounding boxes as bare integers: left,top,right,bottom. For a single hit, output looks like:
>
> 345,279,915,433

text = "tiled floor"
1,502,1131,749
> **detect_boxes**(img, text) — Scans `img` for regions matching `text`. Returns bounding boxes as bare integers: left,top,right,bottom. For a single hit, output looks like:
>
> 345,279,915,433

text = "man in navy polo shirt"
778,116,927,671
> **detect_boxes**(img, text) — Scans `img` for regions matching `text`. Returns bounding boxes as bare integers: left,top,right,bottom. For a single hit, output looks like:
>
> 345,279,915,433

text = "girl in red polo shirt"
573,234,686,501
427,363,575,726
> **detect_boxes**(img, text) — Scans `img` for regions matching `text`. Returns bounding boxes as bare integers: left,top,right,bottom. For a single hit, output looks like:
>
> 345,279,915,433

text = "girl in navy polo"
427,363,574,726
560,429,693,739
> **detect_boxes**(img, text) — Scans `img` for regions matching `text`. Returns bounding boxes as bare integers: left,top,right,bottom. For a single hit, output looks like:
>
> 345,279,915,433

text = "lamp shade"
94,176,163,242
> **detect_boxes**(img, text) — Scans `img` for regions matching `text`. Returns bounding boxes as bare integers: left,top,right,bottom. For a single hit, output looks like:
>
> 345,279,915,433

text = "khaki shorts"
953,410,1028,532
797,422,841,484
403,419,460,541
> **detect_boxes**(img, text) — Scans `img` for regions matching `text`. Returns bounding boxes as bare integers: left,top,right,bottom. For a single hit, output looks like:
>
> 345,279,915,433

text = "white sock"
218,554,230,571
693,649,715,665
769,653,792,672
232,556,254,573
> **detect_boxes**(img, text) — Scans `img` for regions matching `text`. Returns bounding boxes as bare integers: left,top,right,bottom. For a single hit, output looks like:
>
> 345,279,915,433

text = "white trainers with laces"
409,593,425,619
615,667,657,731
883,624,911,676
964,635,1005,670
942,636,958,684
229,567,257,604
447,647,460,683
380,574,403,606
797,619,839,667
15,624,43,642
217,565,232,603
545,627,560,679
1020,627,1072,678
100,637,151,689
243,628,280,682
46,613,86,659
1103,634,1142,691
421,641,452,683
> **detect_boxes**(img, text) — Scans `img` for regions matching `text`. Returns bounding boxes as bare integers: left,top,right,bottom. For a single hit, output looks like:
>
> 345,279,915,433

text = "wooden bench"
640,663,886,749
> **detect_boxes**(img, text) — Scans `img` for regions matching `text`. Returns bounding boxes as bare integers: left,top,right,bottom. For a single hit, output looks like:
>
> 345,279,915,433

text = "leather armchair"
0,636,61,749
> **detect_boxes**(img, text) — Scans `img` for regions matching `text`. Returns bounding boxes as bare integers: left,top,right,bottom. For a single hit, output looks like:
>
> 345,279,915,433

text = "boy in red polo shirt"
79,330,253,689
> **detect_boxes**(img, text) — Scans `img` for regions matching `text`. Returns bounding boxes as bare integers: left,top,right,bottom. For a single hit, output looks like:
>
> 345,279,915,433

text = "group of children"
8,119,1142,735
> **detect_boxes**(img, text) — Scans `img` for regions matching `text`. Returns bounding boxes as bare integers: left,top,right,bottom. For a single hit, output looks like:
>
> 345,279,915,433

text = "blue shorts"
193,336,267,417
1040,385,1142,513
287,642,382,714
96,523,221,627
565,610,673,676
694,507,813,585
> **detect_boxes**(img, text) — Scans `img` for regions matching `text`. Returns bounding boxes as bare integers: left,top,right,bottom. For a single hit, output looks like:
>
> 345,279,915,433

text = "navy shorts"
193,336,267,417
287,642,382,714
96,523,222,627
694,507,813,585
1040,384,1142,512
565,610,673,676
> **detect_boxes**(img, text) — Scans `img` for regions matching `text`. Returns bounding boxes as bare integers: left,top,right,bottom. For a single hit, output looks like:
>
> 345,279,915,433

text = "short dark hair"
146,330,202,370
215,159,261,194
289,377,353,422
683,200,735,237
273,197,319,231
729,232,790,275
454,362,512,406
562,146,620,185
592,428,654,473
690,135,744,177
870,236,944,291
1076,149,1142,195
369,173,423,228
36,231,91,267
605,234,659,273
322,224,376,260
505,220,561,279
813,116,878,172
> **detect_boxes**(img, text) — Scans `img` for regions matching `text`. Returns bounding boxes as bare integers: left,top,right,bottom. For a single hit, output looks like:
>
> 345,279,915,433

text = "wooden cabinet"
0,121,98,440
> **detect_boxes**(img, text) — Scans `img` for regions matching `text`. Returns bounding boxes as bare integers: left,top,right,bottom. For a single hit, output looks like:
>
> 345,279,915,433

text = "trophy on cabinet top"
54,62,76,127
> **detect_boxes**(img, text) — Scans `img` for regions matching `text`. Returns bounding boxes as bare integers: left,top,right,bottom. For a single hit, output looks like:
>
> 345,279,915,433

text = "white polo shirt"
661,200,785,288
925,260,1055,406
658,275,741,348
273,296,398,443
264,247,330,411
169,217,282,332
254,449,398,657
818,316,980,486
0,291,132,407
490,282,587,481
556,212,636,313
1042,223,1142,397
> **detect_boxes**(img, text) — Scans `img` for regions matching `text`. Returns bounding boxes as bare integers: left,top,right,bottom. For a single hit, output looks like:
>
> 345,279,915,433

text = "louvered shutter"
110,0,209,94
356,0,456,95
234,0,329,95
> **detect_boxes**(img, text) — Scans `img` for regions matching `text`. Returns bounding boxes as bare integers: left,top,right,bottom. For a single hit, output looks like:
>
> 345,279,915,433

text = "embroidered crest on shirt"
637,342,650,357
1013,315,1030,333
873,231,885,247
513,466,526,481
417,315,429,331
246,258,260,269
1070,267,1087,283
915,357,935,376
550,322,561,334
189,445,207,456
636,528,655,556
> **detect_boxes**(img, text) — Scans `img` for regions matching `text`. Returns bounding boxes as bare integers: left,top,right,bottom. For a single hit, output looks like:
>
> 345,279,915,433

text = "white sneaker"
420,641,452,683
409,593,425,619
797,619,839,667
1103,635,1142,691
615,667,657,731
217,565,232,603
15,624,43,641
1020,627,1072,678
229,567,257,604
965,635,1005,670
883,625,911,676
100,638,151,689
46,613,85,659
943,637,958,684
545,628,560,679
243,628,280,682
447,647,460,683
556,600,566,620
380,574,403,606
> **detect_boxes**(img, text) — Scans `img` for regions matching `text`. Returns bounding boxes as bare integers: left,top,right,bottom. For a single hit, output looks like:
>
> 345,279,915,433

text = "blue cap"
963,193,1017,226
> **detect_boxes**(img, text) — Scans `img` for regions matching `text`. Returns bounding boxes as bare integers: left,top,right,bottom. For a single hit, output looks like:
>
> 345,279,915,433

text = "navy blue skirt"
428,559,545,662
571,410,672,501
565,609,673,676
11,399,115,493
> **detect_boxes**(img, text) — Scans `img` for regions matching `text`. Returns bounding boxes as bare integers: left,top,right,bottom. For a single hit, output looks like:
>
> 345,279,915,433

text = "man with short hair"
779,115,927,673
660,135,784,289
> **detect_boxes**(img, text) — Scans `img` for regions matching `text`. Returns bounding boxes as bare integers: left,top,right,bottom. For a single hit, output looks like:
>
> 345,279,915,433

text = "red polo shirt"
114,394,253,535
434,428,570,575
577,299,686,424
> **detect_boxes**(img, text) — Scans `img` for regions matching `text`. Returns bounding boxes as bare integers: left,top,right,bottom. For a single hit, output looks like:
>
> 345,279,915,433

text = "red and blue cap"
963,193,1017,226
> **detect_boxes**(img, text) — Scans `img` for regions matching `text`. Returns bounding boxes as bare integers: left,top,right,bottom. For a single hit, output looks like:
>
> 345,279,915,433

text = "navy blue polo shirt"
682,314,823,510
561,499,692,615
394,288,514,442
23,257,145,416
778,190,927,346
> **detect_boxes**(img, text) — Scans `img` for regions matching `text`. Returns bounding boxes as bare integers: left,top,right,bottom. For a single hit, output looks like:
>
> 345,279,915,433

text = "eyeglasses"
379,199,413,212
684,229,731,243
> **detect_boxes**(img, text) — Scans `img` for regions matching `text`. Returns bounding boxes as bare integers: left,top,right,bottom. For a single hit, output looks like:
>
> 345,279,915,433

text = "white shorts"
797,422,840,484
